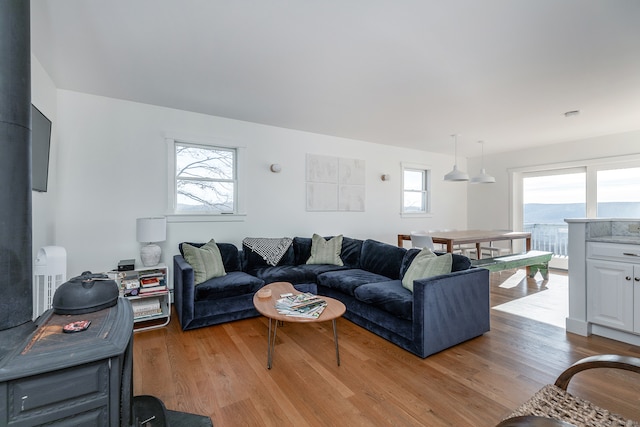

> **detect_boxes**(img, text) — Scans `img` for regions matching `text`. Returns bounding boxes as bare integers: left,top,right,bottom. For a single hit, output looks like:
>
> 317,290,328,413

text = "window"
511,155,640,267
522,169,586,258
402,166,430,214
523,170,586,227
596,167,640,218
172,141,237,214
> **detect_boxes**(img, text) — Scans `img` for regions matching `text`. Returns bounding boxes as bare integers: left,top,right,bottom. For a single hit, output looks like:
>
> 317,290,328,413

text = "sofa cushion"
400,248,471,277
306,234,344,265
248,264,348,285
293,236,362,268
179,241,241,272
401,249,452,291
182,240,226,285
353,280,413,321
359,239,407,279
317,268,391,296
194,271,264,301
449,252,471,271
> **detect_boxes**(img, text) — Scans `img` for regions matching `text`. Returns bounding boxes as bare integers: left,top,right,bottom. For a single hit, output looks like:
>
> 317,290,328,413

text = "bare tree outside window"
175,143,236,212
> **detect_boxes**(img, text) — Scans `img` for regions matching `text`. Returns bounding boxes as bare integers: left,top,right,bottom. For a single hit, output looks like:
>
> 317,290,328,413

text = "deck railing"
524,223,569,257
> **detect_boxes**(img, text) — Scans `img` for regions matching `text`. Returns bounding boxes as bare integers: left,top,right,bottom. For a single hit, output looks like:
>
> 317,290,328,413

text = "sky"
524,167,640,205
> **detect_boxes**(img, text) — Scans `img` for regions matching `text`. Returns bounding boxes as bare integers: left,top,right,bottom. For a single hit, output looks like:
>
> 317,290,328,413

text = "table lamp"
136,217,166,267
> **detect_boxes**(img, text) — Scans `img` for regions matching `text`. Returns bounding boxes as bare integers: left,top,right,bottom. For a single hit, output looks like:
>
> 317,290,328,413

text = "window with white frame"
402,165,430,214
171,141,237,214
596,166,640,218
511,156,640,266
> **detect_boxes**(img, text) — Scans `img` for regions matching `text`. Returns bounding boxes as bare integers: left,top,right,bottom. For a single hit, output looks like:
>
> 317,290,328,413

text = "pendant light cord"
452,134,458,164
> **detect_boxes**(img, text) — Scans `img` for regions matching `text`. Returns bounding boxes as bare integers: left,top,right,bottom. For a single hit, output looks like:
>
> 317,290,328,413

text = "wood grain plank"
133,269,640,426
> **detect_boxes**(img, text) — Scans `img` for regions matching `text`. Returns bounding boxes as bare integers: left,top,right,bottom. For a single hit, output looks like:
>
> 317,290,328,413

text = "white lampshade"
470,169,496,184
470,141,496,184
444,165,470,181
136,217,166,243
136,217,166,267
444,134,469,182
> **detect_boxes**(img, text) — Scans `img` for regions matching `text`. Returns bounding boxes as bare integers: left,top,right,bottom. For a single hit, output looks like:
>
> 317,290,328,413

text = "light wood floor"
133,269,640,426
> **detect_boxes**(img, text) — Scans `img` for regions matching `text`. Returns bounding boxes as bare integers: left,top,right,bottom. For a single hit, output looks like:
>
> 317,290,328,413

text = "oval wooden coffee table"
253,281,346,369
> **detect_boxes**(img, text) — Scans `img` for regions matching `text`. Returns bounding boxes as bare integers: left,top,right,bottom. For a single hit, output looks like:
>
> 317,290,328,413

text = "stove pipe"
0,0,33,331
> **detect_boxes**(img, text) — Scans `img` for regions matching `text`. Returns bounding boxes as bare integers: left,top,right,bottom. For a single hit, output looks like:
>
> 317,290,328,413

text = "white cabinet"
586,242,640,334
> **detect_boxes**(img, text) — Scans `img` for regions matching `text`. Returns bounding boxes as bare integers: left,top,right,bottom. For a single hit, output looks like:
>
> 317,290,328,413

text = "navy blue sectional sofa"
173,236,490,358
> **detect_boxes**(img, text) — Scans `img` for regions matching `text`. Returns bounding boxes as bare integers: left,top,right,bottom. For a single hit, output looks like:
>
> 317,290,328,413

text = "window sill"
166,213,247,223
400,212,433,219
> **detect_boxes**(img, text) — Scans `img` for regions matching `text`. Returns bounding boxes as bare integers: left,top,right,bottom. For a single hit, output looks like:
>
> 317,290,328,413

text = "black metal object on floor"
133,395,213,427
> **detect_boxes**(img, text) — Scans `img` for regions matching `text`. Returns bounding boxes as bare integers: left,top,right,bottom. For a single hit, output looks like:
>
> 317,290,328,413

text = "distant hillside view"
524,202,640,225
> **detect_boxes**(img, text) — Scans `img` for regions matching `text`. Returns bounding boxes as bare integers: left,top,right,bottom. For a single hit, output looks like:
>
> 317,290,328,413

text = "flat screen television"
31,104,52,192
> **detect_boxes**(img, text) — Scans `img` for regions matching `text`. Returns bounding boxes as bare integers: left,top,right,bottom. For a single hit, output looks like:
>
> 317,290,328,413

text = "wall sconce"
381,174,390,181
270,164,282,173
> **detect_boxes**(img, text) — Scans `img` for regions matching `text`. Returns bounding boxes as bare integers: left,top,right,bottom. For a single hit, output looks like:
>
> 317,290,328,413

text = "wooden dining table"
397,229,532,259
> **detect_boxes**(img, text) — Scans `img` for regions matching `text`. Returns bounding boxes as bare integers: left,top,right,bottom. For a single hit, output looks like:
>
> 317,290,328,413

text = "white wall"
466,131,640,231
53,90,469,277
33,68,640,280
31,55,59,263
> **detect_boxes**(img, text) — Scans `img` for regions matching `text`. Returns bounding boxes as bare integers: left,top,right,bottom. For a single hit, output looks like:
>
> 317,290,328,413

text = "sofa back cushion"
359,239,407,280
293,236,362,268
179,241,241,272
400,248,471,278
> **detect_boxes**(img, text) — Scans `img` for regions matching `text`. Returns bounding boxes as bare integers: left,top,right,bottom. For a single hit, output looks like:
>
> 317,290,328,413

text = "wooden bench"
470,250,553,279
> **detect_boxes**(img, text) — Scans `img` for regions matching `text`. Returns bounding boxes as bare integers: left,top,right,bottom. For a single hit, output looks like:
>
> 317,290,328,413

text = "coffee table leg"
267,318,279,369
332,319,340,366
267,318,272,369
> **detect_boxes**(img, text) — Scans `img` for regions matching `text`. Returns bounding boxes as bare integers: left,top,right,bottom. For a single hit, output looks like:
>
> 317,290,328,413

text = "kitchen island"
566,218,640,345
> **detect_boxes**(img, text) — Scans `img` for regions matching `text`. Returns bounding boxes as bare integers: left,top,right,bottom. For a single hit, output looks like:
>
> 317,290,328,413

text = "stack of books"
120,271,140,297
275,292,327,319
131,298,162,319
138,270,166,295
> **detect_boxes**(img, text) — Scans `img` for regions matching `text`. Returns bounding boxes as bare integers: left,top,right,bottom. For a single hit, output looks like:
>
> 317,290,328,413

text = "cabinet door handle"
623,252,640,257
626,276,632,281
635,277,640,282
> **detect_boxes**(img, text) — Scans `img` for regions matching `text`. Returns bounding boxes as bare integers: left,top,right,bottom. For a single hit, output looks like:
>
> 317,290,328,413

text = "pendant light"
470,140,496,184
443,134,469,181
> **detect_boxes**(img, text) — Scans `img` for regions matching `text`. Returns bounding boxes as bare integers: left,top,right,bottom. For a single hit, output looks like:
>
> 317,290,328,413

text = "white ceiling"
30,0,640,157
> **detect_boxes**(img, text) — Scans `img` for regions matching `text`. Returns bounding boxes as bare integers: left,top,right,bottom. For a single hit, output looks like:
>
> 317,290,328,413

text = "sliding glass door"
522,169,586,268
596,166,640,218
514,158,640,270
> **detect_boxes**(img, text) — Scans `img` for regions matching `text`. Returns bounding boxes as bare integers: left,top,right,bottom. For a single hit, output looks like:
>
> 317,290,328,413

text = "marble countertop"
565,218,640,223
588,235,640,244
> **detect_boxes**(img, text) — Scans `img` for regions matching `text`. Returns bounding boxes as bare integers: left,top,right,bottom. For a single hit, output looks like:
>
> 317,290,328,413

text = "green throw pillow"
306,234,344,266
401,248,452,292
182,239,226,285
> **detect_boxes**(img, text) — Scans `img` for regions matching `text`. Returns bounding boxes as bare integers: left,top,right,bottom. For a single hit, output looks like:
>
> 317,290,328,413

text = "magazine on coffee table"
275,292,327,318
